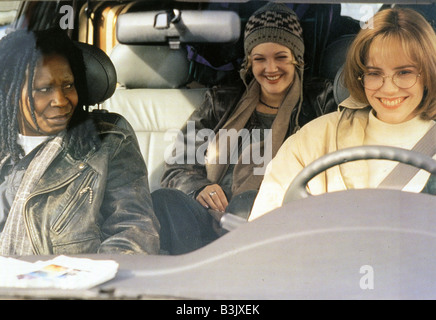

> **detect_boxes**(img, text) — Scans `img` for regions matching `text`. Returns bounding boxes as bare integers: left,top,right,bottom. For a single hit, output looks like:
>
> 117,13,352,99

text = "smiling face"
250,42,296,103
18,53,78,136
364,38,424,124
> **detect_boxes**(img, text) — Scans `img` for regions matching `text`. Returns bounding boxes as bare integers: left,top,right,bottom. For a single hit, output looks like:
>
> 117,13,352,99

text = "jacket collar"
336,96,373,189
338,96,369,110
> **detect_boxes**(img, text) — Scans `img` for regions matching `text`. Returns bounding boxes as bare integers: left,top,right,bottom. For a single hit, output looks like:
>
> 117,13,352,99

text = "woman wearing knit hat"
249,7,436,221
152,2,335,254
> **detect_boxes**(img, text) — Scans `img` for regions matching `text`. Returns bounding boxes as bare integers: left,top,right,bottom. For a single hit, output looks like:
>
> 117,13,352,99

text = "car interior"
82,0,359,192
1,0,436,300
6,0,371,193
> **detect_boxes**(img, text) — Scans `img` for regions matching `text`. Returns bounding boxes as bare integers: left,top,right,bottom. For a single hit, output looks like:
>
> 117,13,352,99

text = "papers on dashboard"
0,255,118,290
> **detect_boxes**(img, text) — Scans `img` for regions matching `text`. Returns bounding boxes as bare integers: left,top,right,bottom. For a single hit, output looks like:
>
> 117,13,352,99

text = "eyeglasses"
358,71,421,90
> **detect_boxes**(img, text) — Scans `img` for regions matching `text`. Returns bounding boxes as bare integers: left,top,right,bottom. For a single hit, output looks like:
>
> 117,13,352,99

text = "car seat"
333,65,350,105
103,44,207,192
319,34,355,81
318,33,355,105
101,8,241,192
76,41,116,106
75,41,136,136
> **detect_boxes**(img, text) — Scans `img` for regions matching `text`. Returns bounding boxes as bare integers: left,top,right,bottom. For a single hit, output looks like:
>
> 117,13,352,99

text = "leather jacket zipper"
24,170,95,253
51,170,96,234
79,186,94,204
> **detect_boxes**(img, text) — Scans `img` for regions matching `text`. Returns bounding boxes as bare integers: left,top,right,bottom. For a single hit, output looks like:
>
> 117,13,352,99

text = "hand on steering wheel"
196,184,228,212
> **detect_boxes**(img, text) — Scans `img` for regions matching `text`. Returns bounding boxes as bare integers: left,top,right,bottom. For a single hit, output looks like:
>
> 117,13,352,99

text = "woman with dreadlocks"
0,28,160,256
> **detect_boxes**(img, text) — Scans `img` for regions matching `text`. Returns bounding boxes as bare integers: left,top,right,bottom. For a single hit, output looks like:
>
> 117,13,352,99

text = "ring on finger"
209,191,217,196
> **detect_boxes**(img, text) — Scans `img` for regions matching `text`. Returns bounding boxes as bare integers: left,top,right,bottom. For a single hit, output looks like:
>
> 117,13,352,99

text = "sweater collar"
336,98,372,190
338,96,369,110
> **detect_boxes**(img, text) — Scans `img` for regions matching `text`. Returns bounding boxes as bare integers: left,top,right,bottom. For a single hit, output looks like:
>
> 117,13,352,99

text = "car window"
0,1,19,39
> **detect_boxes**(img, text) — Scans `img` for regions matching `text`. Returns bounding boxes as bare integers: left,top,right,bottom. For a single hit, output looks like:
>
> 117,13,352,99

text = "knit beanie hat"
244,2,305,65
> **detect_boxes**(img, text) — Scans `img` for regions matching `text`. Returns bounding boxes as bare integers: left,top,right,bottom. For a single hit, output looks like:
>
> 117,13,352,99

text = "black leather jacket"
1,119,160,255
161,77,336,197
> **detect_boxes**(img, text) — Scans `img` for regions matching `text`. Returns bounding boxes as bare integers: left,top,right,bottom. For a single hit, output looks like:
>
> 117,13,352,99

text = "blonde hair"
344,8,436,120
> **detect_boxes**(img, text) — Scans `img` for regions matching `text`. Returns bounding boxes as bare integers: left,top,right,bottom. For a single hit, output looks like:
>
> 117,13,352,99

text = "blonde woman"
153,3,335,254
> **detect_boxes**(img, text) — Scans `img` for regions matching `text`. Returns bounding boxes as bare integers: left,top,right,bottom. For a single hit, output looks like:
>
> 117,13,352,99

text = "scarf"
0,132,65,256
206,72,302,196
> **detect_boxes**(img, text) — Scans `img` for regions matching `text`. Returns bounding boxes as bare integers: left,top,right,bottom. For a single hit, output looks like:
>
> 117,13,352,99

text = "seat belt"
378,122,436,189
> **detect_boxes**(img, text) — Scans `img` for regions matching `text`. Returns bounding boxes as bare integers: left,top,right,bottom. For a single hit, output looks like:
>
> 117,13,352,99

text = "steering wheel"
283,145,436,203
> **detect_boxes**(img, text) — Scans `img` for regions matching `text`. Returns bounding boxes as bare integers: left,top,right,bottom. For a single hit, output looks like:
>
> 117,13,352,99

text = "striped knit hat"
244,2,305,65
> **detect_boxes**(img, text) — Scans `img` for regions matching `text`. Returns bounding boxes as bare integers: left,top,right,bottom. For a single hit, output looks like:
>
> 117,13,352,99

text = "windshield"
1,0,436,303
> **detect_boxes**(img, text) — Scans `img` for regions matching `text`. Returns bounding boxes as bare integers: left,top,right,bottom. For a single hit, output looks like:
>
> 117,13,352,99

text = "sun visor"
116,10,240,48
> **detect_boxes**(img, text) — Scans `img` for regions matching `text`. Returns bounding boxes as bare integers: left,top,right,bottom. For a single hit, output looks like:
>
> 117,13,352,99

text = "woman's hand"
196,184,229,212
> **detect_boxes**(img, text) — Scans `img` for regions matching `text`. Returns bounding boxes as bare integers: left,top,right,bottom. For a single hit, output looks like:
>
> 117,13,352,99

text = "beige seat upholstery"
100,8,241,191
102,44,207,191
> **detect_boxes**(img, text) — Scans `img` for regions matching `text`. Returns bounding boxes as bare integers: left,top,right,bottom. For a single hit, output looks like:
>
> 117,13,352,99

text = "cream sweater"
364,111,433,188
249,100,434,221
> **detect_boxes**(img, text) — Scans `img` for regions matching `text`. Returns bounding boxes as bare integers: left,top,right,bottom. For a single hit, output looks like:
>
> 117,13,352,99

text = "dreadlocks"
0,28,99,163
0,30,35,162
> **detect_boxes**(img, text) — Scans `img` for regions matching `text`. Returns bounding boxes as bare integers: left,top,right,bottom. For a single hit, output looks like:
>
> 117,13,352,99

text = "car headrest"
110,44,189,89
75,42,117,105
116,10,240,46
333,65,350,104
319,34,355,81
